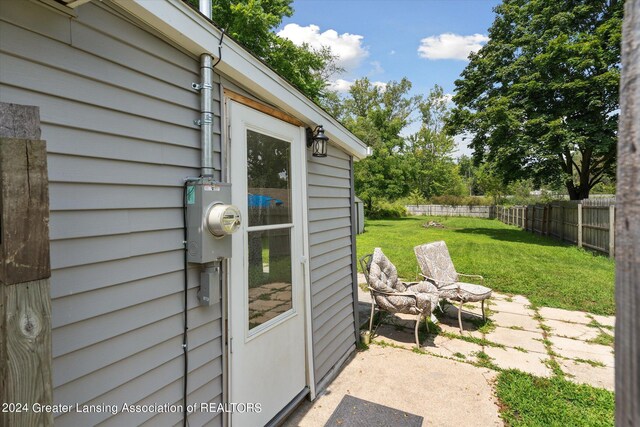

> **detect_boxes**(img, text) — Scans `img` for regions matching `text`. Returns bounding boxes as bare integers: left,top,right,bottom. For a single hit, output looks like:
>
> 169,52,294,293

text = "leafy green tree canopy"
338,78,421,208
448,0,623,199
189,0,340,102
405,85,465,198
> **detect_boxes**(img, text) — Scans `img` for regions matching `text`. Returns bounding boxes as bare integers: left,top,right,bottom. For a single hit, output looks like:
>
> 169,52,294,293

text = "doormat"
325,395,423,427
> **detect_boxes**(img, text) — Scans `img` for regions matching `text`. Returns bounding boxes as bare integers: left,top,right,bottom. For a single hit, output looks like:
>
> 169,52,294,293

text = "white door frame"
298,132,317,402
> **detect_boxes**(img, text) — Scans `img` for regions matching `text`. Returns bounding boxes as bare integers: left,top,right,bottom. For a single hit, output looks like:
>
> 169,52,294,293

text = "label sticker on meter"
204,185,221,192
186,186,196,205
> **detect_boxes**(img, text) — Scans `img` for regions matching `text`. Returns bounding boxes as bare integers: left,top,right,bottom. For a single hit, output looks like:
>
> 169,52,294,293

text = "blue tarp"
248,194,283,207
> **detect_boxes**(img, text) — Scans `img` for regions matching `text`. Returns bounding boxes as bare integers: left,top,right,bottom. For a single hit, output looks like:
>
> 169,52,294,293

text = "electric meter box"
186,179,241,263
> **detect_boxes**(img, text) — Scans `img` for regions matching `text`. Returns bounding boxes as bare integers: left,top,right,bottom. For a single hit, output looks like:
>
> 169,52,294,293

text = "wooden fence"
496,199,616,257
406,204,495,218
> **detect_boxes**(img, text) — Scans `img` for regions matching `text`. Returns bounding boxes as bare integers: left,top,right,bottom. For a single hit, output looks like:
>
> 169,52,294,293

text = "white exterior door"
229,101,307,426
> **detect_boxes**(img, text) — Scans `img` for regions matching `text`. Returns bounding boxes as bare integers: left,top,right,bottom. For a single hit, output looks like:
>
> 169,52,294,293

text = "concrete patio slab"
357,272,367,285
490,311,541,332
549,336,614,367
558,359,614,391
484,327,547,354
490,299,535,317
380,312,420,330
284,346,502,427
441,303,485,322
374,324,419,349
437,319,483,338
484,346,553,377
490,292,511,301
511,295,531,305
591,314,616,328
545,319,601,341
458,301,486,317
538,307,591,324
426,335,482,362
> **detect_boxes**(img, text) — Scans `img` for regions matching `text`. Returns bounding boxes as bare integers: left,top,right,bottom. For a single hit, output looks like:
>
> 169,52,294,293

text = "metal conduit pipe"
198,0,214,176
199,53,215,176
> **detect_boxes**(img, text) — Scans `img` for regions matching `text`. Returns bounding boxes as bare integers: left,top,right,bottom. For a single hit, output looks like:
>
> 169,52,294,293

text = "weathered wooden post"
0,103,53,426
577,203,583,248
616,1,640,424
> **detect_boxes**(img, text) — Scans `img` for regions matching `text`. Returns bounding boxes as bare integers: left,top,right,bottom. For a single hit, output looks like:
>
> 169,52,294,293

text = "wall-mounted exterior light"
306,125,329,157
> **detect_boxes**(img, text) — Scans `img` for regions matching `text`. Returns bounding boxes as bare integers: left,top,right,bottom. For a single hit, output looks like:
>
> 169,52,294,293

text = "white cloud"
329,79,387,93
277,23,368,71
440,93,454,104
330,79,354,92
373,81,387,92
369,61,384,75
390,50,396,55
418,33,489,61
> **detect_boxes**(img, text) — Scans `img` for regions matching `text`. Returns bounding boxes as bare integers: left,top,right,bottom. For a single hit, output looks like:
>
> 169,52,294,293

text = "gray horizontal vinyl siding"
0,1,222,425
307,145,357,387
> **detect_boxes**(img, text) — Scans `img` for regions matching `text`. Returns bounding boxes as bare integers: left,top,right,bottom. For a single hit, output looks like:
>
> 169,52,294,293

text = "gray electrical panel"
185,178,241,264
198,265,221,306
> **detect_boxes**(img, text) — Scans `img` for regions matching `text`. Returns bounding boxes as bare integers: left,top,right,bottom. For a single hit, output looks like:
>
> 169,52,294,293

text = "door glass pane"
247,228,292,330
247,130,291,226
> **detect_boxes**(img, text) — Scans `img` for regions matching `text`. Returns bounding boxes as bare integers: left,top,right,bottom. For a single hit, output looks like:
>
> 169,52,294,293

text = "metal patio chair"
360,248,439,347
414,241,492,334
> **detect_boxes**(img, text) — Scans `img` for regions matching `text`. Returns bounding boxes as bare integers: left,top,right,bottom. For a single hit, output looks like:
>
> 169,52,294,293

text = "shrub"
367,200,407,219
429,195,493,206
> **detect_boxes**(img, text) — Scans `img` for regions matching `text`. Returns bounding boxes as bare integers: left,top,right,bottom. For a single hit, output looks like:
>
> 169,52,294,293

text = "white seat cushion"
439,282,492,302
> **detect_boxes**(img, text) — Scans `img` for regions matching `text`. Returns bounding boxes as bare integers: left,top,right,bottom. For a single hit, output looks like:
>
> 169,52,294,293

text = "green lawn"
496,370,614,426
356,216,615,315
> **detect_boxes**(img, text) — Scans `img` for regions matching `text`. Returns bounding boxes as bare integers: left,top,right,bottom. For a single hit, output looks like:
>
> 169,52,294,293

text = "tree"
448,0,624,200
457,155,480,195
189,0,340,102
341,78,421,210
406,85,465,198
475,163,507,204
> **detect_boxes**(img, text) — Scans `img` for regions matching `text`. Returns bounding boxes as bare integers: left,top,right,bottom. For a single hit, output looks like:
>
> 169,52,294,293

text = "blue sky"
278,0,502,155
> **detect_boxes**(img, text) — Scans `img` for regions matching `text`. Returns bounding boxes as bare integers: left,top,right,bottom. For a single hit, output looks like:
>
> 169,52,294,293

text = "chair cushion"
375,295,422,315
439,282,492,302
374,282,439,315
369,248,400,292
414,241,458,284
368,249,439,315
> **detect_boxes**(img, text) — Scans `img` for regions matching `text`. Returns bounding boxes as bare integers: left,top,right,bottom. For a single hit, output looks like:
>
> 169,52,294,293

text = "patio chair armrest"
420,275,460,288
367,287,419,299
401,281,420,287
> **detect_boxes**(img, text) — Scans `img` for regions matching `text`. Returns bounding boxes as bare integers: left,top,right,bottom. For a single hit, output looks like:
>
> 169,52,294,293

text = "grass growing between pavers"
496,370,614,427
365,308,615,426
588,332,615,347
357,216,615,315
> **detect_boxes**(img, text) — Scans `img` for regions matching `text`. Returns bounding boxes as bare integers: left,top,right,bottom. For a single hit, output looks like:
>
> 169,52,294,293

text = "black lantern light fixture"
306,125,329,157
